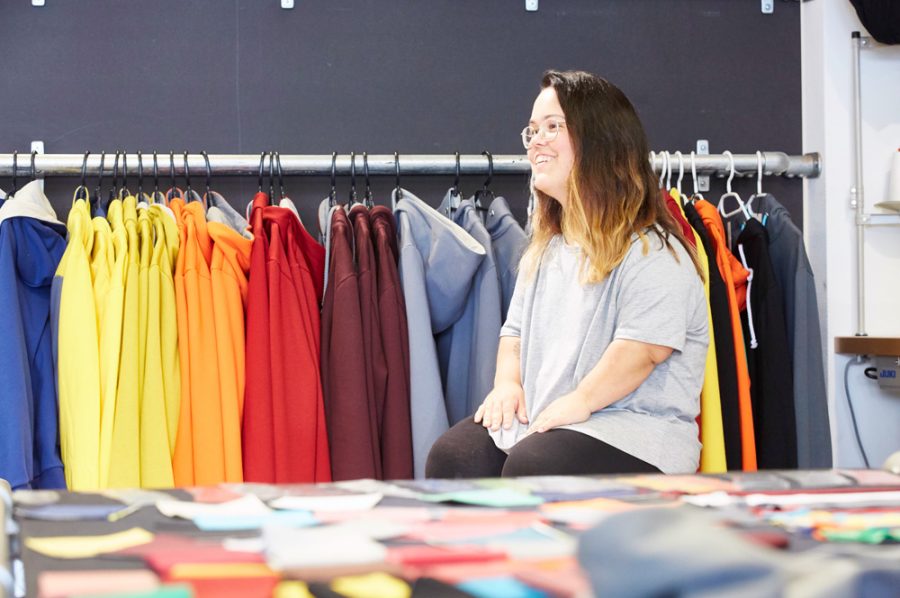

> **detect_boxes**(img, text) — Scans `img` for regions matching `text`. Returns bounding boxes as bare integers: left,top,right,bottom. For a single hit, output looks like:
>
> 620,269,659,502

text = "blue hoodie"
485,196,528,322
436,192,503,427
393,188,486,477
0,181,67,489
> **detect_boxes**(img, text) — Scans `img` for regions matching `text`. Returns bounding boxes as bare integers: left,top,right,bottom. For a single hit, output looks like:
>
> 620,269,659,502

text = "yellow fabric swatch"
168,563,275,579
330,572,411,598
26,527,153,559
274,581,314,598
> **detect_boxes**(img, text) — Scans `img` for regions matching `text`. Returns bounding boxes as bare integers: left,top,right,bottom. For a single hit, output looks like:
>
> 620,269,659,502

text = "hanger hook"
268,151,275,202
120,151,131,199
453,151,461,195
169,150,177,193
329,152,337,206
257,152,266,193
137,151,144,197
275,152,285,200
665,151,674,190
152,151,160,194
183,151,192,196
95,151,106,204
724,150,735,194
202,151,212,200
11,151,17,194
756,150,764,196
111,150,122,201
30,150,37,181
675,151,684,195
394,152,402,199
363,151,373,206
658,151,668,189
481,150,493,190
349,151,357,204
690,151,698,195
81,151,90,186
74,151,90,202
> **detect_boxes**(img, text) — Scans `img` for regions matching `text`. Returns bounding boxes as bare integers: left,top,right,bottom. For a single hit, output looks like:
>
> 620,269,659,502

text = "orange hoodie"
172,198,225,485
207,209,252,483
695,200,756,471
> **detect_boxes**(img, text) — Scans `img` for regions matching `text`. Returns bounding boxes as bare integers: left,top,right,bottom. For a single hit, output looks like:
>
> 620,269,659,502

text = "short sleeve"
499,271,525,338
614,243,698,352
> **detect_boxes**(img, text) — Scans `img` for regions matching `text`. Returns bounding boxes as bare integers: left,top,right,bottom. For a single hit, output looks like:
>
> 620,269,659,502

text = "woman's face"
528,87,575,207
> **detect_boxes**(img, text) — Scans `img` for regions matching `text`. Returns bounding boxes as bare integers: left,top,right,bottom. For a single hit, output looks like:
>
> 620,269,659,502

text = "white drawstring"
736,243,758,350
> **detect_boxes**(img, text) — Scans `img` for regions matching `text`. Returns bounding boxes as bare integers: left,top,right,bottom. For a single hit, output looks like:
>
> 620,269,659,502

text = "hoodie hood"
484,195,519,238
0,180,64,231
207,191,252,239
393,188,485,334
2,217,67,288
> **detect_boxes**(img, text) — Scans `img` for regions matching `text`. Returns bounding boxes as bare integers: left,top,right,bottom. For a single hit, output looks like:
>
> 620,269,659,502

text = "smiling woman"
426,70,709,479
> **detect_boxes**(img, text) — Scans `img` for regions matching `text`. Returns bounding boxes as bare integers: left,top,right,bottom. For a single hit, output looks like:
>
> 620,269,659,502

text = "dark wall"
0,0,802,226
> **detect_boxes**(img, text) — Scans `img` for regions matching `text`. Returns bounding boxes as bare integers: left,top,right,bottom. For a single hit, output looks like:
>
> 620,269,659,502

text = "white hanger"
674,151,684,197
689,151,705,202
745,150,765,221
665,151,673,191
649,151,658,187
717,150,752,221
657,151,669,190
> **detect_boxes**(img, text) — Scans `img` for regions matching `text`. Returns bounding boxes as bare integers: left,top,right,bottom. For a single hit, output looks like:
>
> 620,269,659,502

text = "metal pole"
0,152,822,178
852,32,867,337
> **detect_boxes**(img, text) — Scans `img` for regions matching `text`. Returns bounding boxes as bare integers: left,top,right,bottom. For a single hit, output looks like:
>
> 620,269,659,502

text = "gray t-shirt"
490,231,708,474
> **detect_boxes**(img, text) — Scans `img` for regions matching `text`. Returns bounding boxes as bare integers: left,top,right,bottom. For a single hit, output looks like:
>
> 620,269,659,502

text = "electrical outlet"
874,356,900,389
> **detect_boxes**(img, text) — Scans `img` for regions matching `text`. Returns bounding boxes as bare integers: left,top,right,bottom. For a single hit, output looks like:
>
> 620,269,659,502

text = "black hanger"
183,151,193,199
275,152,286,201
119,151,131,199
152,151,159,195
165,150,180,202
75,151,90,202
202,151,212,207
94,151,106,208
363,152,374,208
30,151,37,182
452,151,462,197
109,150,121,204
329,152,338,207
348,151,358,207
475,150,495,213
257,151,267,195
267,151,277,205
152,151,164,204
136,151,144,199
394,151,402,200
11,151,17,195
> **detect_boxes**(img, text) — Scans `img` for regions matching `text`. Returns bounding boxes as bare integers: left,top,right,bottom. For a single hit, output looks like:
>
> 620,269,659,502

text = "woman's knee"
425,419,505,478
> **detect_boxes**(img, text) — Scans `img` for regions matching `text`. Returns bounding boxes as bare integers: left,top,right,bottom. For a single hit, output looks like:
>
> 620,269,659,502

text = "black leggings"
425,417,661,478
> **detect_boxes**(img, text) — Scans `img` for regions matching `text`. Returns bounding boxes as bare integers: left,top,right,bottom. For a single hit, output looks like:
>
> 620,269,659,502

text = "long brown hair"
521,70,703,284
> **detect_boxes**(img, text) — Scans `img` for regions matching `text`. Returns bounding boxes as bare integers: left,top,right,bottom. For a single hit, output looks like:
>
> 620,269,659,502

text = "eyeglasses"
521,118,566,149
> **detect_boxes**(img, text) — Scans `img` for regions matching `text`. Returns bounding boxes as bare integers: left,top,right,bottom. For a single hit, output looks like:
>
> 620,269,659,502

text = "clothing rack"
0,152,821,179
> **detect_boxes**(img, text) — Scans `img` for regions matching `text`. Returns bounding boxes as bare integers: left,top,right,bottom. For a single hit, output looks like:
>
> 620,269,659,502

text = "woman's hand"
474,382,528,431
526,389,592,434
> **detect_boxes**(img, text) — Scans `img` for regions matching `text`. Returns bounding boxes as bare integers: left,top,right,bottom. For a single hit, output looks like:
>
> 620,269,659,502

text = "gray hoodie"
437,192,503,426
485,196,528,322
393,188,486,477
754,194,831,468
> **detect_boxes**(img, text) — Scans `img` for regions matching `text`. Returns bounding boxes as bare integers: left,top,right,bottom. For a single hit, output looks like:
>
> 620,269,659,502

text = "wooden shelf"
835,336,900,356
